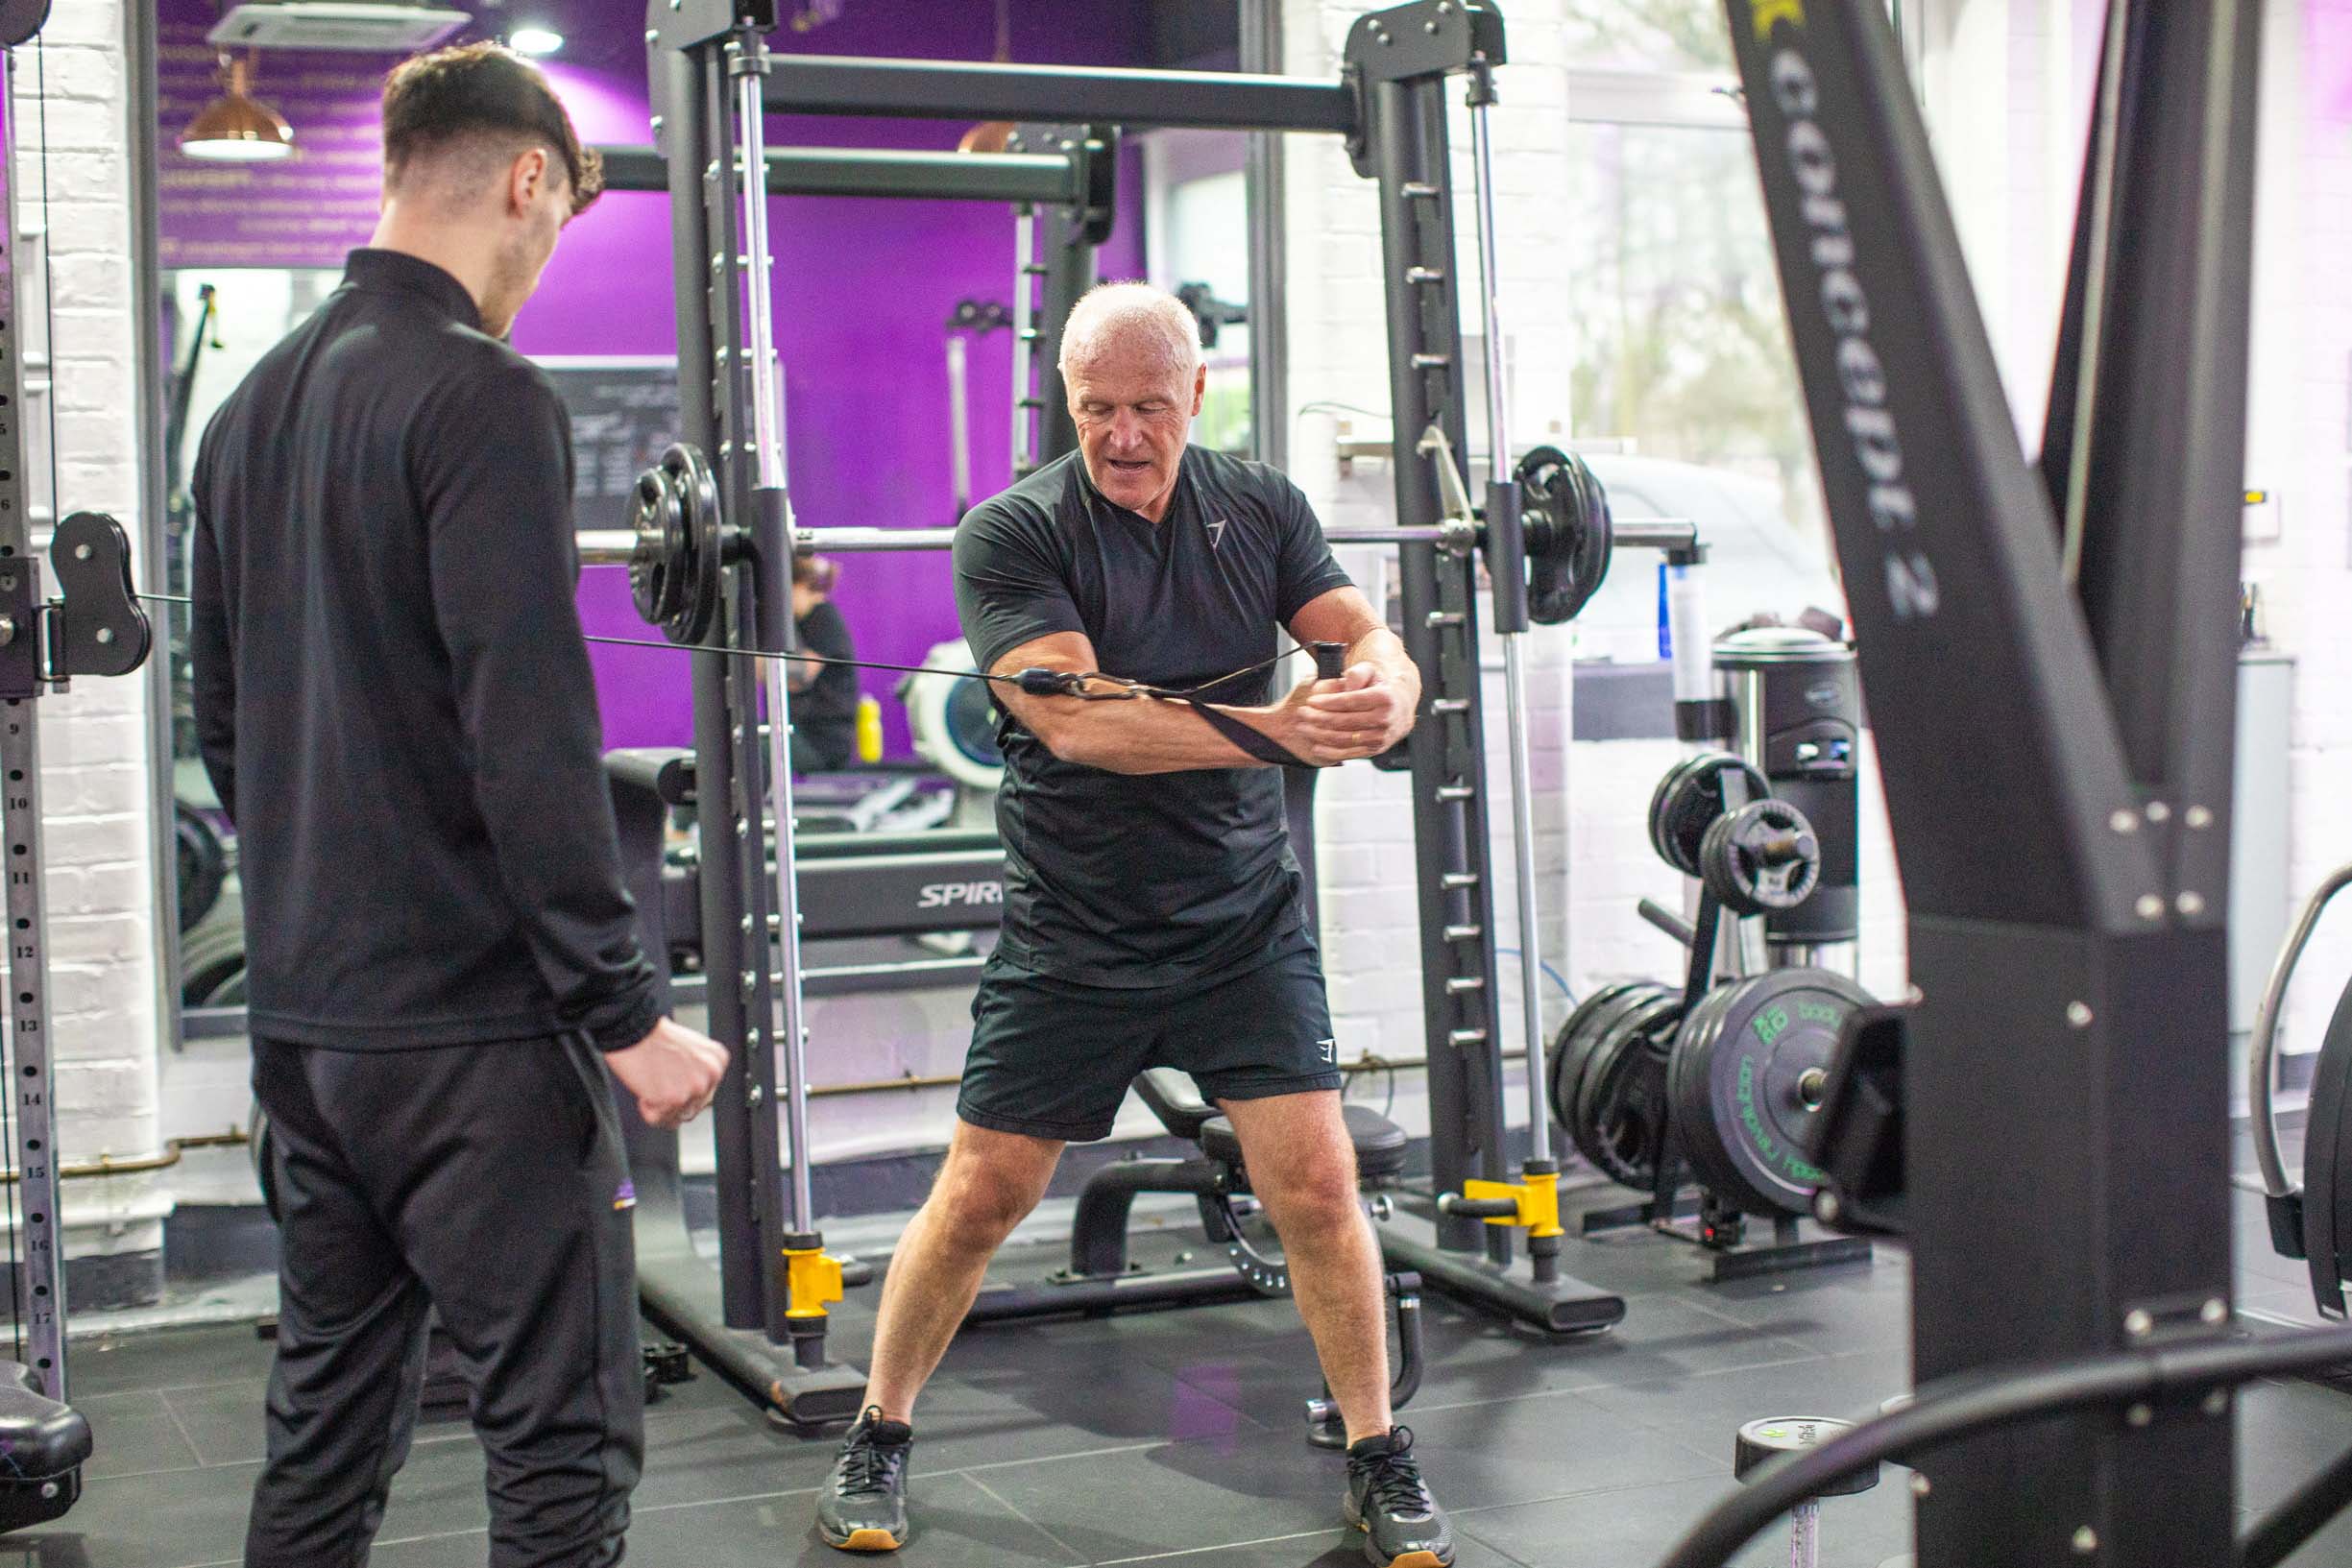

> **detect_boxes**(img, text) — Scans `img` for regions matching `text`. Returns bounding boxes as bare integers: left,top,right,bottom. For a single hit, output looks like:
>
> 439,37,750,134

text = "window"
1142,132,1252,454
1560,26,1845,660
1562,0,1733,74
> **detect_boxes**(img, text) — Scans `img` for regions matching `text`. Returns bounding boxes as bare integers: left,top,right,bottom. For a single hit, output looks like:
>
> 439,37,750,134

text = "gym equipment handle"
1653,1324,2352,1568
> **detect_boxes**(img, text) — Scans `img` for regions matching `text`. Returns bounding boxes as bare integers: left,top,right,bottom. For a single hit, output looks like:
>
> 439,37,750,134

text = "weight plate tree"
1668,968,1870,1218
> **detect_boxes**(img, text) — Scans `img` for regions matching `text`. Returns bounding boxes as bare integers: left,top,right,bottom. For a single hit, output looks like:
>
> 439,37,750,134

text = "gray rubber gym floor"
30,1147,2352,1568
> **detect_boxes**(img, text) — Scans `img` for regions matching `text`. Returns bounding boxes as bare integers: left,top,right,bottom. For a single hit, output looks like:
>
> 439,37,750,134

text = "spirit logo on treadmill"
1206,519,1228,551
917,880,1004,909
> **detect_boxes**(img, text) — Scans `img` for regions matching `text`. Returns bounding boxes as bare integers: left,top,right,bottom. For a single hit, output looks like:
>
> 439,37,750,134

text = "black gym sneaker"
1344,1426,1455,1568
817,1406,912,1552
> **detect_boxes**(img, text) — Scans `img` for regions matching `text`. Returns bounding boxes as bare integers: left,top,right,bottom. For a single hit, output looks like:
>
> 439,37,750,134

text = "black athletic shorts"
958,941,1345,1142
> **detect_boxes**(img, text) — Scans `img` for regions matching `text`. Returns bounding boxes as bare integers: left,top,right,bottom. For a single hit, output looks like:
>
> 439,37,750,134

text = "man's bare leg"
862,1119,1064,1421
1216,1090,1392,1443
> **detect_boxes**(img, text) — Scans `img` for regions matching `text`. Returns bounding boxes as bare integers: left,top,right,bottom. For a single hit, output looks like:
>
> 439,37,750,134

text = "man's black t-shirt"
793,599,860,769
953,446,1353,987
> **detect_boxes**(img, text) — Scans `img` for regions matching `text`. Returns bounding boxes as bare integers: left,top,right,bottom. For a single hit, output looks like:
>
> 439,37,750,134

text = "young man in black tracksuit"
190,45,728,1568
815,283,1456,1568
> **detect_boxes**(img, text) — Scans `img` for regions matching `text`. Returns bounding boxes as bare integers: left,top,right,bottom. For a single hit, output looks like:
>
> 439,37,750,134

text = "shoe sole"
819,1526,906,1553
1354,1517,1451,1568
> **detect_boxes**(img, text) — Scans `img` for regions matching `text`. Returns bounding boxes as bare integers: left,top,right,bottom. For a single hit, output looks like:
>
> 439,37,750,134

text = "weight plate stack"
1547,981,1669,1136
1648,752,1771,878
1668,968,1873,1217
175,800,227,932
1567,989,1685,1191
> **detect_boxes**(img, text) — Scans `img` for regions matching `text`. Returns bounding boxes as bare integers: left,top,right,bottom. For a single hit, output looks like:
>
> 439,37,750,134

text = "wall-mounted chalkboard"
534,356,682,523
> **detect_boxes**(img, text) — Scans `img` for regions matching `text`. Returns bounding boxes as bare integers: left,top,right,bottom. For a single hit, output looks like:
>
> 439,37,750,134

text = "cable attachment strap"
1187,700,1317,769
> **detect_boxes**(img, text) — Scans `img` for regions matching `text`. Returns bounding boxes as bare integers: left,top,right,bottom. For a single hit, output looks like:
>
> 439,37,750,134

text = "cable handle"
1310,640,1347,682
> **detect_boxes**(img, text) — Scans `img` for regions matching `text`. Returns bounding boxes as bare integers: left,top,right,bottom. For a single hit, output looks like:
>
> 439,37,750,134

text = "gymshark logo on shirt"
1206,519,1228,551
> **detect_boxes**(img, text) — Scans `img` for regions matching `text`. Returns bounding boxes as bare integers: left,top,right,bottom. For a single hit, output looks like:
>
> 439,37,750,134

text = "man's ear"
1190,361,1206,418
507,146,550,215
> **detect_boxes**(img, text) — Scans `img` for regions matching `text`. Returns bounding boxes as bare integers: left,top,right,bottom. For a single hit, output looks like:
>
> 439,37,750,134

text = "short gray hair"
1056,281,1201,380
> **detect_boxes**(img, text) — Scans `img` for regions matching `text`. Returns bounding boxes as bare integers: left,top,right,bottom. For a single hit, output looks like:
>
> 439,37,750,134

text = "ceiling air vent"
206,3,472,53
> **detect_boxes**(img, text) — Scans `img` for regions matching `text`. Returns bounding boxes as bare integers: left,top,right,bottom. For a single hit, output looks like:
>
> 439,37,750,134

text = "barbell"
582,440,1698,645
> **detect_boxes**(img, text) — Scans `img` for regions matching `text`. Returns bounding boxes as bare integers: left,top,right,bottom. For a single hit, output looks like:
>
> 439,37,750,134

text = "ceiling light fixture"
179,53,296,163
509,26,564,56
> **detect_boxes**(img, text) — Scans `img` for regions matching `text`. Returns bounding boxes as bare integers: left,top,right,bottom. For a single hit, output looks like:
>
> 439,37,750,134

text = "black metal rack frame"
630,0,1624,1414
1725,2,2261,1562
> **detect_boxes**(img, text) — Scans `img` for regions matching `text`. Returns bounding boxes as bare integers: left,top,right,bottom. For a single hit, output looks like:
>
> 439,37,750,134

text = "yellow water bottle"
855,695,884,763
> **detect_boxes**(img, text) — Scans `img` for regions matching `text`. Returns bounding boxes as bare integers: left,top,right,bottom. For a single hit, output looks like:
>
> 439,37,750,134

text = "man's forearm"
1048,693,1288,776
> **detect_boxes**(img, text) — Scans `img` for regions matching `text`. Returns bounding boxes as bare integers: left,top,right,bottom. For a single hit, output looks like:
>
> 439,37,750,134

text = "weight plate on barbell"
1570,991,1684,1191
1648,751,1772,879
627,443,726,645
1700,798,1823,916
1668,968,1873,1218
1515,445,1614,626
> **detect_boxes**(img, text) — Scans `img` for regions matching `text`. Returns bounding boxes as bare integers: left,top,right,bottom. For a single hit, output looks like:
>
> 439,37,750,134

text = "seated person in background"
788,554,860,771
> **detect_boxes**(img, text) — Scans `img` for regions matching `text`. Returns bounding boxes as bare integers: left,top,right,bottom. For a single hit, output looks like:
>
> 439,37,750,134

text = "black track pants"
244,1034,643,1567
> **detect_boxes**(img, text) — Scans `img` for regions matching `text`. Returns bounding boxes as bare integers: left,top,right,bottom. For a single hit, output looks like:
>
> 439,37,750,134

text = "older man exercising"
815,282,1452,1568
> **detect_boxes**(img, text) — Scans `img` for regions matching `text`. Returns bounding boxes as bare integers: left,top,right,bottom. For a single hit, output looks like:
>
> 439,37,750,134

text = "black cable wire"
135,595,1306,705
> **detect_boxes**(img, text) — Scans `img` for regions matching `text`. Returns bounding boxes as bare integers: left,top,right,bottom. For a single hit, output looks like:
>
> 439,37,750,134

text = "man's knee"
1258,1162,1366,1242
926,1126,1058,1248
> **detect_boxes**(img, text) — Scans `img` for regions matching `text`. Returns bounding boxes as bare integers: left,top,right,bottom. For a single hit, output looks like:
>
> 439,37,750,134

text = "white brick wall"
2253,0,2352,1060
6,4,170,1255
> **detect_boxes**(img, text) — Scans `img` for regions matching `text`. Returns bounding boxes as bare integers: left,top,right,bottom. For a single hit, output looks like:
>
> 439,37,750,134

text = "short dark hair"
381,42,604,217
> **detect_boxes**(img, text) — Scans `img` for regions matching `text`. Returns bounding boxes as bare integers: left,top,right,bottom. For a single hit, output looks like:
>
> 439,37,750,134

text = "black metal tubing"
1034,163,1100,467
1651,1326,2352,1568
1725,3,2262,1564
1727,2,2151,933
1370,67,1510,1265
1240,0,1288,467
2063,0,2259,915
596,143,1084,205
1064,1159,1225,1280
761,55,1356,135
1374,1230,1624,1336
666,37,773,1336
963,1267,1259,1324
2242,1440,2352,1568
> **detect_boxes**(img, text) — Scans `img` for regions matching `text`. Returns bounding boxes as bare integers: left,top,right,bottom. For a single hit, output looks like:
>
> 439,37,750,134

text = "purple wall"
158,0,1157,755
